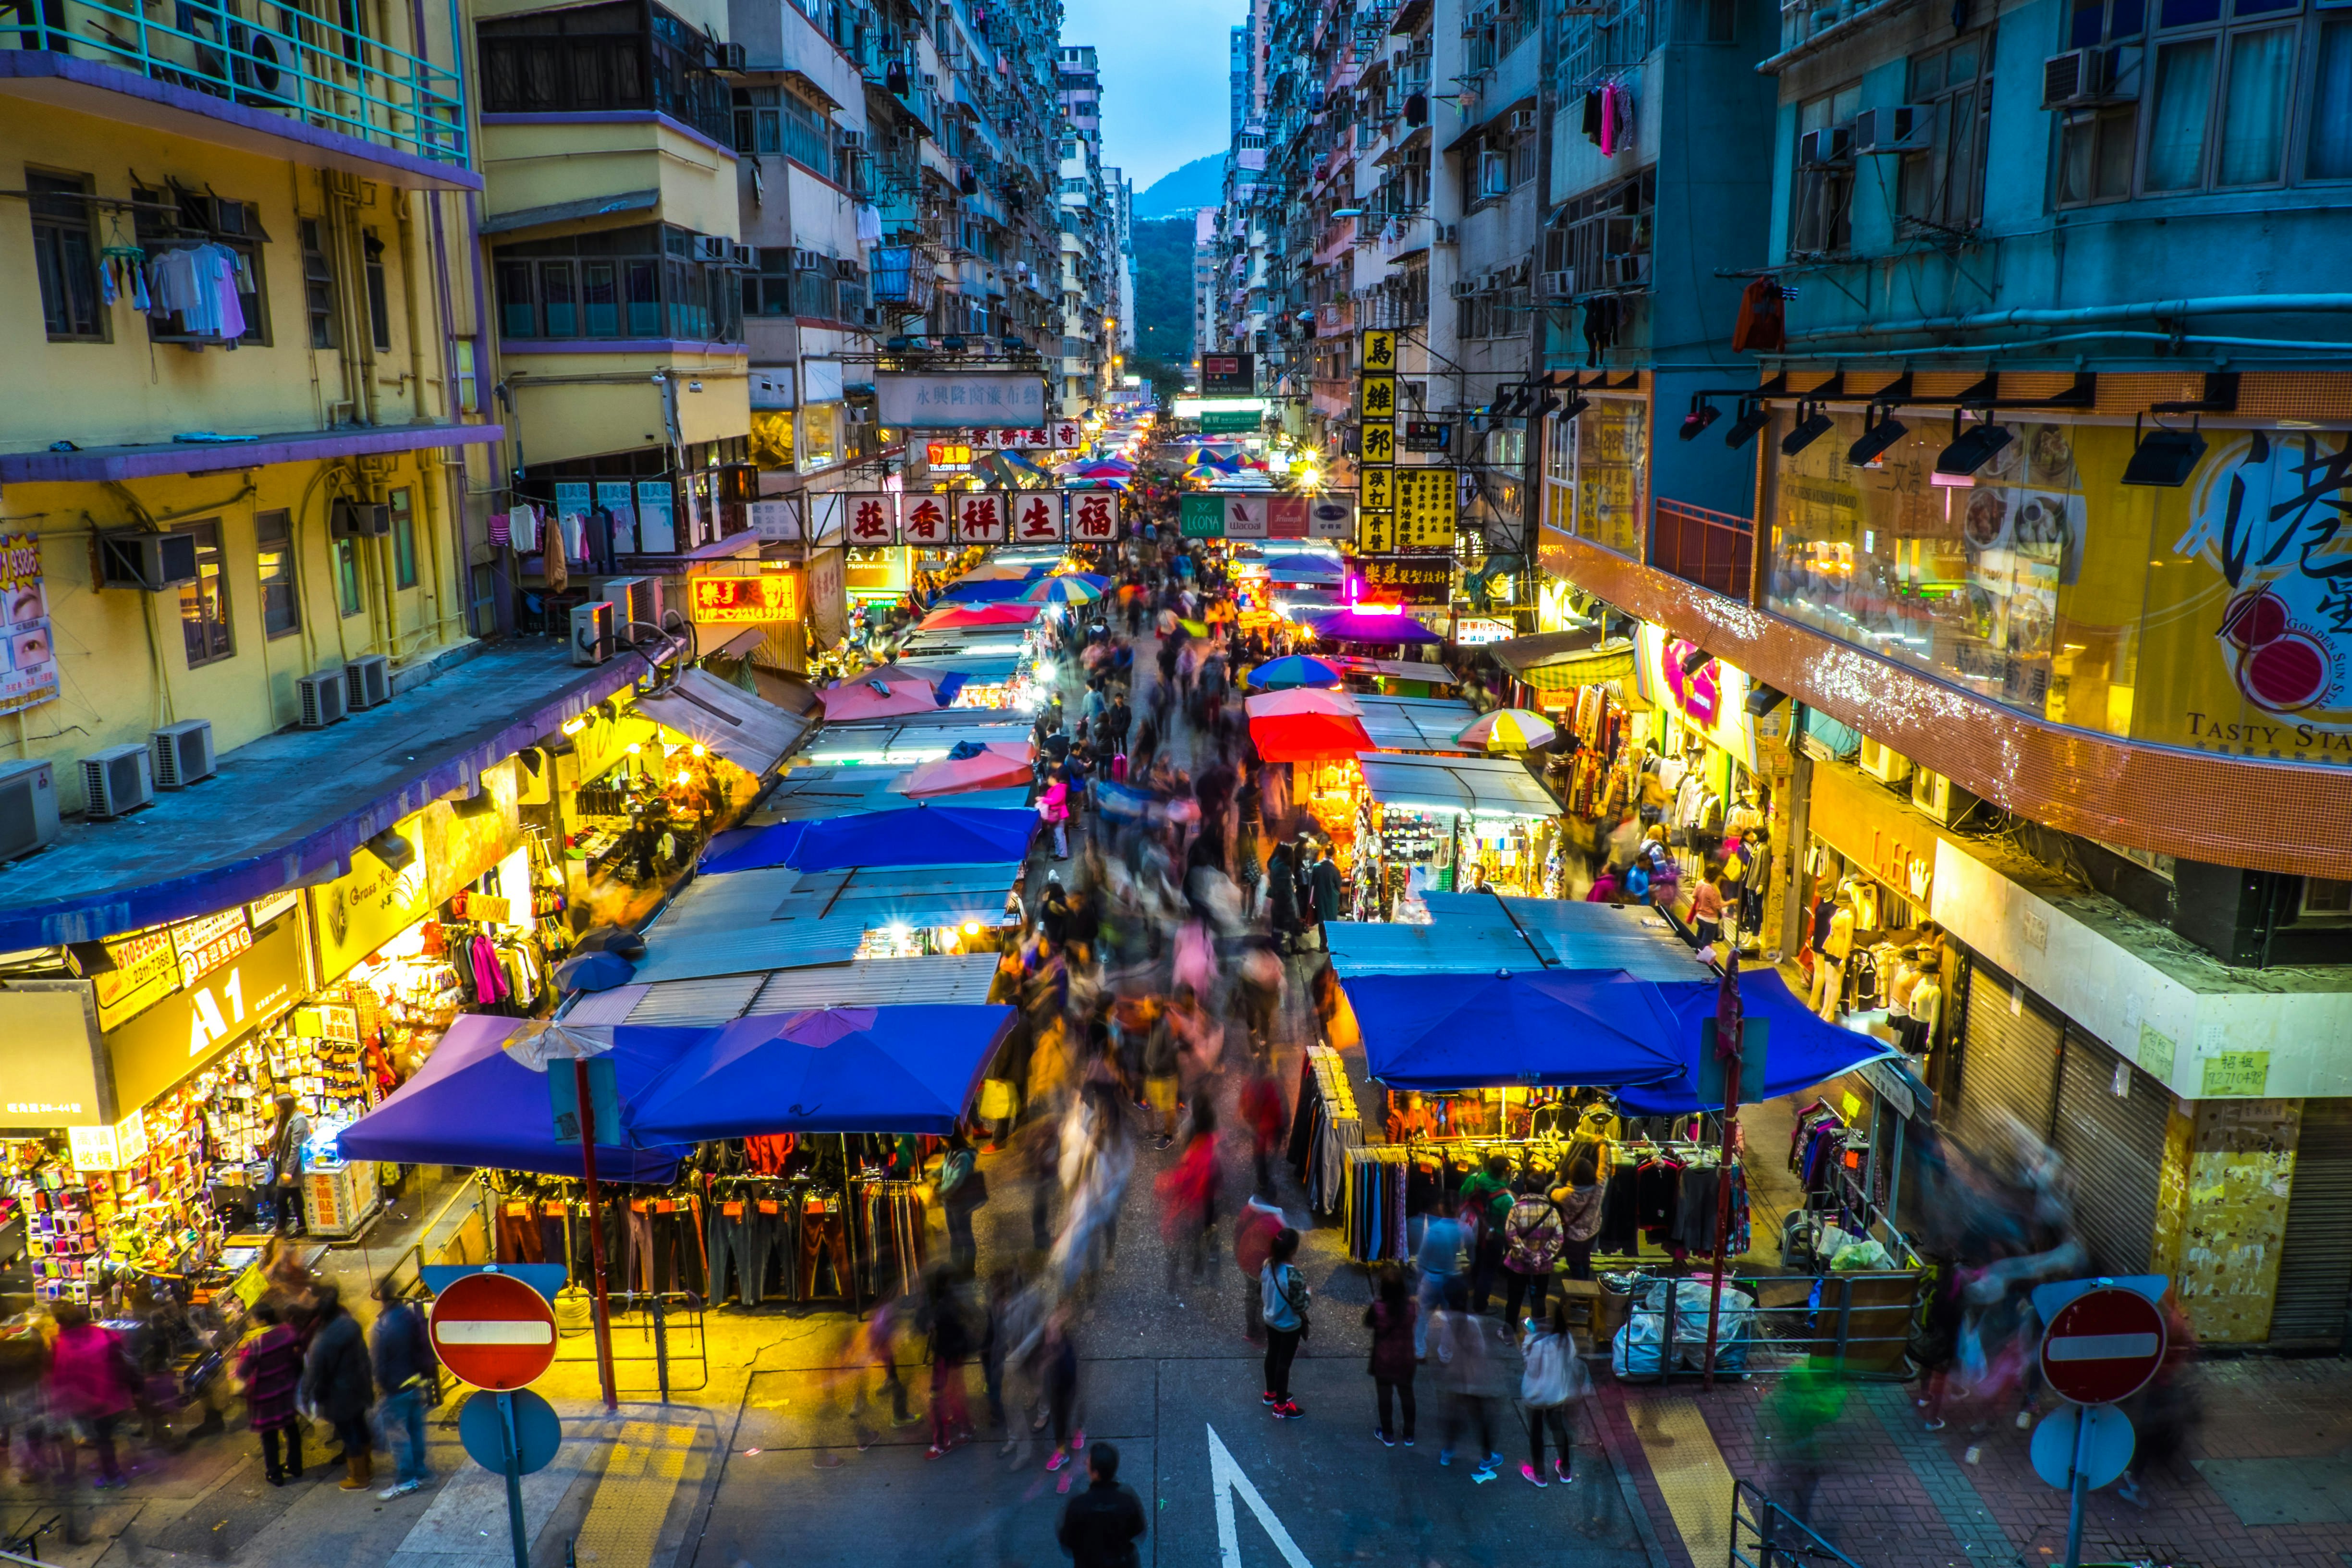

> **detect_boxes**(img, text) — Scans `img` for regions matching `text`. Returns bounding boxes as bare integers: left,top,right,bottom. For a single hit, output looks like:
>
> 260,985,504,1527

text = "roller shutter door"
2051,1033,2170,1275
2270,1100,2352,1348
1947,956,2063,1164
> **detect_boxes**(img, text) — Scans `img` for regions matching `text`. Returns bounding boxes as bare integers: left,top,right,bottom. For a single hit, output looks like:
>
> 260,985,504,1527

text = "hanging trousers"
800,1210,851,1298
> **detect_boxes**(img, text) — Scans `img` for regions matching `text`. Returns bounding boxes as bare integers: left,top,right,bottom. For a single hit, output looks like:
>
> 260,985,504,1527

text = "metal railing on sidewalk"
1732,1478,1867,1568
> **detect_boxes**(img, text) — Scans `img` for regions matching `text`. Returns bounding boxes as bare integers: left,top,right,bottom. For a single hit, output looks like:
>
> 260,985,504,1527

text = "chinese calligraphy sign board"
1359,554,1454,606
878,373,1049,429
1071,493,1121,542
1394,467,1458,553
954,493,1008,543
1013,493,1064,542
902,495,951,547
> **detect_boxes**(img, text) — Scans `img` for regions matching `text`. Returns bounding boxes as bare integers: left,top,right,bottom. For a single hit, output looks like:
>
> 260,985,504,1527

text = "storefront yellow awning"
1486,628,1638,691
1519,646,1635,690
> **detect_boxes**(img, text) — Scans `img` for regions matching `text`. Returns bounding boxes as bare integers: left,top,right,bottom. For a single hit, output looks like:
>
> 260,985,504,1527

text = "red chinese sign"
1071,493,1120,542
1015,494,1063,541
955,493,1007,543
846,493,898,543
902,496,949,545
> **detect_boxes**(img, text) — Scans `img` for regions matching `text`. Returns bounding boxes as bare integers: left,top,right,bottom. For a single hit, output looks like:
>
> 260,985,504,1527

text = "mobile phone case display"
19,1169,100,1305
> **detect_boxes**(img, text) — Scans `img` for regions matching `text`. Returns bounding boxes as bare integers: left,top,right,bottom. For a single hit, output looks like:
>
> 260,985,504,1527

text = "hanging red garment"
1598,81,1618,157
1733,276,1787,352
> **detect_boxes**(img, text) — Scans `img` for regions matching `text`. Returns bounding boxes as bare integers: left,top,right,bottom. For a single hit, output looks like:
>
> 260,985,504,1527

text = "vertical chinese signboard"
1358,329,1397,553
1395,467,1459,554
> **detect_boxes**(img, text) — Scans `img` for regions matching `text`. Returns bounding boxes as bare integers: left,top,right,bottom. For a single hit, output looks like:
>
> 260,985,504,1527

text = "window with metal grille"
31,171,104,343
1901,32,1994,231
300,219,337,349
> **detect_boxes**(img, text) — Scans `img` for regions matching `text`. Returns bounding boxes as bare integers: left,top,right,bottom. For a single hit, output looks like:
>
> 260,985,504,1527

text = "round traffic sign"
457,1388,563,1475
2029,1404,2135,1491
2038,1286,2166,1406
430,1270,557,1391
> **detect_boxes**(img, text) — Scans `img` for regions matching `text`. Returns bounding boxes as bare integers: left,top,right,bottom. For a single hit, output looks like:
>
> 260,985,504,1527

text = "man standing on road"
1056,1440,1147,1567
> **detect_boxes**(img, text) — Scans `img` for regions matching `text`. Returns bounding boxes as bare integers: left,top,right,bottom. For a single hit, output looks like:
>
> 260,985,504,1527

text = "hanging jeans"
707,1202,771,1307
800,1209,851,1298
498,1205,543,1264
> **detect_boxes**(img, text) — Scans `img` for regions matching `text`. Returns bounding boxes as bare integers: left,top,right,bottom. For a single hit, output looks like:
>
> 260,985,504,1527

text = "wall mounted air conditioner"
1433,223,1458,245
792,247,825,272
0,760,60,861
1911,765,1979,826
149,719,217,789
720,40,747,69
2043,45,2140,109
231,21,300,103
80,744,155,819
1858,735,1911,784
572,600,616,666
99,530,200,591
1538,269,1576,299
296,669,349,729
604,576,661,634
1852,104,1932,153
693,233,731,263
729,242,755,269
331,501,391,538
1507,108,1536,133
1798,125,1854,167
345,652,392,710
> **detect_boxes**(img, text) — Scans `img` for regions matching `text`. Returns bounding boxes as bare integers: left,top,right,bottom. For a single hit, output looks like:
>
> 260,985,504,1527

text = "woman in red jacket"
47,1304,134,1489
238,1300,309,1485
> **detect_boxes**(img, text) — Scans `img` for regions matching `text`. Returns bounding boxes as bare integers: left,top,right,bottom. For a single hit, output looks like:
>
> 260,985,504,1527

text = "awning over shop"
1250,710,1376,763
1326,893,1705,981
1352,696,1482,753
631,668,813,776
1487,628,1637,691
334,1015,697,1181
1302,610,1446,645
1344,969,1687,1090
622,859,1021,983
1356,752,1558,817
797,712,1035,766
751,764,1027,821
1617,968,1896,1115
702,805,1035,874
626,1004,1017,1139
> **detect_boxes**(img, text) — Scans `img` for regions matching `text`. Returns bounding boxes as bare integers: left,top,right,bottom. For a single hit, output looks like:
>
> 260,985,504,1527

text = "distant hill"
1136,155,1223,220
1133,217,1197,363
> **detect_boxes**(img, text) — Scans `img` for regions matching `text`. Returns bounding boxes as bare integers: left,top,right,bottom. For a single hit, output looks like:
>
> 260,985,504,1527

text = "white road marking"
1208,1421,1314,1568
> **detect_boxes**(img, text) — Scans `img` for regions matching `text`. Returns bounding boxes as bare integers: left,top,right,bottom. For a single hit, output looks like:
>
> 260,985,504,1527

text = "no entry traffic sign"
430,1269,558,1391
2038,1286,2166,1406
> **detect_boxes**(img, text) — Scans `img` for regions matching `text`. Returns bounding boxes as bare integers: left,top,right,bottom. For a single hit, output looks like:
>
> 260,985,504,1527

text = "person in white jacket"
1518,1297,1589,1488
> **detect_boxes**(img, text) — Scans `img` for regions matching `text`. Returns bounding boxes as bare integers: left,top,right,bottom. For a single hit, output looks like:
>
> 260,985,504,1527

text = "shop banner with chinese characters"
310,820,432,983
1394,467,1458,554
689,573,801,625
878,372,1049,429
844,493,900,545
901,493,952,547
1359,555,1454,606
1633,624,1759,771
1012,492,1065,542
1766,416,2352,761
953,493,1009,543
1071,492,1121,543
108,908,309,1113
0,533,56,718
1357,329,1398,551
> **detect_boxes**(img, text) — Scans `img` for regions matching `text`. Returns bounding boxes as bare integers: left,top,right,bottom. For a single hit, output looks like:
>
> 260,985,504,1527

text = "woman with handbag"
1519,1297,1589,1488
1259,1229,1310,1421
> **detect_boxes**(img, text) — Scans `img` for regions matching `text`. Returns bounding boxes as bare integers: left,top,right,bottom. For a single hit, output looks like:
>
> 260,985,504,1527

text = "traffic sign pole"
2063,1403,2092,1568
498,1393,529,1568
574,1058,619,1412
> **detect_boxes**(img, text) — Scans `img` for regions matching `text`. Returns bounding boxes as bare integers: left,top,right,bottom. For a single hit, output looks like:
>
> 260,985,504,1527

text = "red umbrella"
1248,711,1373,763
820,677,941,721
918,602,1043,632
894,741,1036,798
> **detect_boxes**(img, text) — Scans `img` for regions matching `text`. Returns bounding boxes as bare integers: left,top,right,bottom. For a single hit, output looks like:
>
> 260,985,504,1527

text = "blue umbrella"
703,805,1037,874
1343,969,1687,1090
554,951,637,993
1246,654,1342,690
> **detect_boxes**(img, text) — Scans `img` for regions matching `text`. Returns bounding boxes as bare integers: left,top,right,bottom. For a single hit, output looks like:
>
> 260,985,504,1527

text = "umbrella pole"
575,1059,619,1412
1700,1026,1741,1392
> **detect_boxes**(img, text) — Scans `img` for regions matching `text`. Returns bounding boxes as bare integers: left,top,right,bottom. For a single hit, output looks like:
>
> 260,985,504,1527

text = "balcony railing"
1650,498,1752,599
4,0,467,168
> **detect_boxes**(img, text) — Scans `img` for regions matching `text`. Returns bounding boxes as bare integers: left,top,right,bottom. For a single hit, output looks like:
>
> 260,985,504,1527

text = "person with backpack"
937,1134,988,1277
1501,1180,1566,1337
1519,1297,1588,1487
1361,1265,1417,1447
1259,1228,1310,1420
1457,1155,1515,1313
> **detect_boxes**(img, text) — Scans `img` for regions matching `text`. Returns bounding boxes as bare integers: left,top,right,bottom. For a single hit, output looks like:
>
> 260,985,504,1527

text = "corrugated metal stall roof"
618,955,1006,1025
799,713,1035,765
1353,696,1481,754
1326,893,1705,982
626,863,1019,984
1355,752,1559,817
748,765,1026,824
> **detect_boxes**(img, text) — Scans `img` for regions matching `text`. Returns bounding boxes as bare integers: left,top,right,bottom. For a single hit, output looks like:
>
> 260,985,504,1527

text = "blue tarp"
335,1016,698,1182
1344,970,1688,1090
700,805,1035,874
943,578,1033,602
626,1004,1018,1140
1616,967,1894,1115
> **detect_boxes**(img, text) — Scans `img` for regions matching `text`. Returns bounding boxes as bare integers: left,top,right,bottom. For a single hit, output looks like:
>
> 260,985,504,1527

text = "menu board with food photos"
0,532,57,718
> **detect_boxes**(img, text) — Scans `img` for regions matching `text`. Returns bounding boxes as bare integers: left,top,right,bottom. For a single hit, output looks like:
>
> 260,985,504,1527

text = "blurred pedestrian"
1041,1305,1086,1472
1552,1154,1604,1282
49,1302,134,1490
1761,1358,1848,1534
1501,1179,1565,1335
1238,1062,1286,1199
1414,1211,1465,1358
238,1300,306,1484
1055,1440,1146,1567
1264,835,1301,953
299,1284,376,1492
1260,1228,1310,1420
846,1295,917,1448
1234,1196,1284,1345
918,1269,977,1458
1156,1119,1223,1289
1431,1280,1501,1481
268,1094,310,1236
1518,1297,1586,1487
369,1278,436,1498
1458,1155,1515,1313
937,1133,988,1277
1363,1265,1418,1447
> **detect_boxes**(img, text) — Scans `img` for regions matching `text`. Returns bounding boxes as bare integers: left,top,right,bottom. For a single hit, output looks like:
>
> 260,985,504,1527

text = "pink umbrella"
894,741,1037,798
1243,688,1362,719
918,602,1042,631
820,676,942,721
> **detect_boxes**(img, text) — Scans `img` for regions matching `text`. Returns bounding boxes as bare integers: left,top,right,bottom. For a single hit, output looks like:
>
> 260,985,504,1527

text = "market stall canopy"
819,676,943,722
1353,696,1484,753
700,804,1034,875
1022,575,1104,604
750,764,1022,822
576,954,1006,1027
1326,894,1710,982
1486,627,1637,691
1249,710,1375,764
1304,611,1446,645
335,1015,698,1181
627,863,1022,983
1244,654,1341,690
941,577,1035,603
1618,967,1896,1115
919,602,1041,632
1343,969,1686,1090
796,712,1035,766
1245,688,1361,719
1458,708,1559,752
1355,752,1559,817
1325,655,1458,688
952,562,1042,582
630,668,814,777
895,741,1037,797
626,1005,1018,1140
1258,553,1348,585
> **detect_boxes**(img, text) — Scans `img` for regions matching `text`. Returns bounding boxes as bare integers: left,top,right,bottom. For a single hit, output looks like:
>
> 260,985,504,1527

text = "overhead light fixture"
1743,682,1788,718
1934,415,2012,477
1781,401,1834,456
1678,398,1719,441
1678,645,1715,677
2121,415,2207,487
1724,398,1772,449
363,827,416,874
1846,407,1909,466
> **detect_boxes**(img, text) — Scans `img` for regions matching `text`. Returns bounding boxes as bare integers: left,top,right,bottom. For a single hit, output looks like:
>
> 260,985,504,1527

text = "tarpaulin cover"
1615,967,1894,1115
894,742,1036,798
1343,969,1688,1090
704,805,1035,872
1248,710,1374,763
626,1004,1018,1140
819,677,942,722
1245,688,1361,719
942,578,1033,602
335,1015,698,1181
699,819,810,874
919,603,1041,632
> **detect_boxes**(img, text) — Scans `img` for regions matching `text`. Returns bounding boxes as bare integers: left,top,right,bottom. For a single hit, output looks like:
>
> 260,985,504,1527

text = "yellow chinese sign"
1360,376,1396,421
689,575,798,624
1360,512,1396,553
1361,468,1395,512
1395,467,1458,553
1361,425,1396,465
1361,331,1396,372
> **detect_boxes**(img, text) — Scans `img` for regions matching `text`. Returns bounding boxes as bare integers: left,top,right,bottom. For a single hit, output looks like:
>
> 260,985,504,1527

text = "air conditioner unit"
344,652,392,710
840,129,868,150
1911,764,1979,826
604,576,661,633
833,257,861,278
1507,108,1536,133
99,530,200,591
332,500,391,538
792,247,825,272
148,719,217,789
729,242,755,269
296,669,349,729
693,233,731,263
721,40,747,69
2043,45,2141,108
0,760,61,862
1858,735,1911,784
572,600,617,666
231,21,300,104
1538,268,1576,299
1852,104,1933,153
1798,125,1854,167
80,744,155,820
1433,222,1458,245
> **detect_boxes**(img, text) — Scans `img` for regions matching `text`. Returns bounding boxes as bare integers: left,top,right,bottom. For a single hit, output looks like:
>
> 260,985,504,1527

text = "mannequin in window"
1811,893,1855,1022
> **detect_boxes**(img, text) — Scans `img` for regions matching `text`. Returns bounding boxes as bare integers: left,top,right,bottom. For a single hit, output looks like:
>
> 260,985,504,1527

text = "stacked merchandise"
21,1169,100,1305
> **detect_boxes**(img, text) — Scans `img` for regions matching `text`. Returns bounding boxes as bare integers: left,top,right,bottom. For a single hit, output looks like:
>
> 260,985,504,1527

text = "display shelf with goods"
562,734,752,915
1796,835,1948,1060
